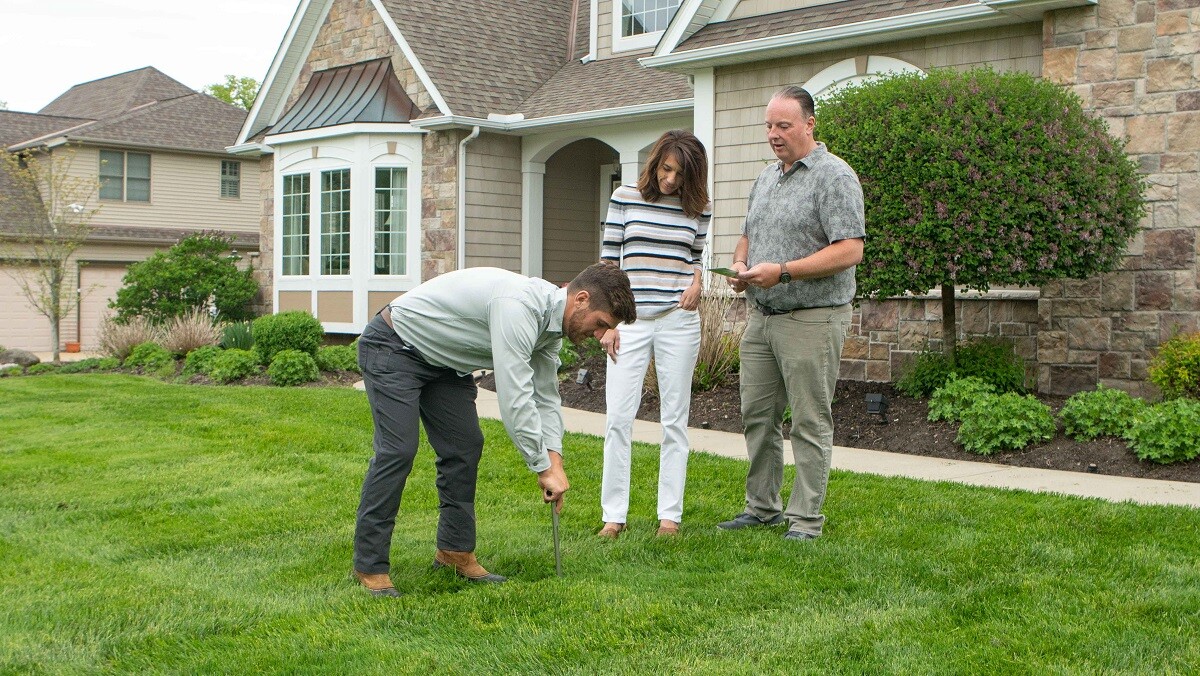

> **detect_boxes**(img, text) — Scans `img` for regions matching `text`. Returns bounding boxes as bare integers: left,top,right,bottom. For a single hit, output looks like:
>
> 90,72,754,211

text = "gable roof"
272,58,420,135
39,67,197,120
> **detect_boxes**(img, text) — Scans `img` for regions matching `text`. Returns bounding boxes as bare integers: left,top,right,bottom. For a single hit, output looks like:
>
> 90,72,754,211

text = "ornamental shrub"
1126,398,1200,464
1148,331,1200,400
928,376,994,423
268,349,320,386
956,392,1055,455
818,67,1144,358
111,232,258,324
897,338,1026,397
1060,385,1148,441
315,345,359,373
251,311,323,365
124,342,176,377
183,345,224,377
208,348,260,384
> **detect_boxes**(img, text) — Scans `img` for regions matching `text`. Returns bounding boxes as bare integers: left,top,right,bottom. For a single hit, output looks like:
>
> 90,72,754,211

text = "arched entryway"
539,138,620,285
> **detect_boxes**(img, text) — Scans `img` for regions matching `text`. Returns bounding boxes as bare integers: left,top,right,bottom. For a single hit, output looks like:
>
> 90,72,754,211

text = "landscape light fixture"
575,368,591,389
865,392,888,425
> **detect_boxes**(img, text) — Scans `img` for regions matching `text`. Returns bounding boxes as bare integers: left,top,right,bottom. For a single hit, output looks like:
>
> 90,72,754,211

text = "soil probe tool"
551,502,562,577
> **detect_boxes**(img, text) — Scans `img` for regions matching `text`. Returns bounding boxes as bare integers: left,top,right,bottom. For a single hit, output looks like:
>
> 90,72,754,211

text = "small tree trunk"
941,283,956,365
50,267,62,363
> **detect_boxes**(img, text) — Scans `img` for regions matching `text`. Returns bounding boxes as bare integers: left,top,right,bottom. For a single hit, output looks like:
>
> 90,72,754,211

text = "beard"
564,312,591,347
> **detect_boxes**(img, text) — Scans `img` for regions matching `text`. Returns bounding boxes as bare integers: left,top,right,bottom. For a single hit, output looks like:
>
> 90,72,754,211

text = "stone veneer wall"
842,1,1198,396
255,154,275,315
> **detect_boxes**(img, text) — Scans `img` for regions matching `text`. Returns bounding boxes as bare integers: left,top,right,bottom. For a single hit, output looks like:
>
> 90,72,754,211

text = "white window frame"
280,172,311,276
373,166,409,277
611,0,681,53
319,168,352,276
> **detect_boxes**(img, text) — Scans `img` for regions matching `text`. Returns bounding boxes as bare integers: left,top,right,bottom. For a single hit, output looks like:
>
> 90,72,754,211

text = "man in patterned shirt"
720,86,865,541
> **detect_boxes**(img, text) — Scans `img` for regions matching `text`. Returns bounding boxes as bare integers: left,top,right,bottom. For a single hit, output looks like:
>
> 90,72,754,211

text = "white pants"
601,308,701,523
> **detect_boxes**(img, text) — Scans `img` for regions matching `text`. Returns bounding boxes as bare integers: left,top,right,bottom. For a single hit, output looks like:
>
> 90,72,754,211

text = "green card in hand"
708,267,739,278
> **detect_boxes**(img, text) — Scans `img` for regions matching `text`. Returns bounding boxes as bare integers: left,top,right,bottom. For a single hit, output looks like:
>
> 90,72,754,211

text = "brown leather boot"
432,549,507,583
352,570,401,597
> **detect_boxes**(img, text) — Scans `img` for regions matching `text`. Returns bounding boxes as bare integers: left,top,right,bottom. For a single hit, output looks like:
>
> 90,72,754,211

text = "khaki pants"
739,304,851,536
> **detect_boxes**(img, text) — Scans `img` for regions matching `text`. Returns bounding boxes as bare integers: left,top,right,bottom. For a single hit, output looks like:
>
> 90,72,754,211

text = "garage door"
0,265,53,352
79,264,130,351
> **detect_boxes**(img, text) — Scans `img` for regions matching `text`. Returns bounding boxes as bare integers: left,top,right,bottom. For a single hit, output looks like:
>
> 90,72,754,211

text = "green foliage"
123,342,176,378
220,321,254,350
251,311,323,365
111,232,258,324
0,365,21,377
1148,331,1200,400
203,74,260,110
25,363,58,375
207,348,260,384
558,340,581,372
267,349,321,387
928,376,995,423
578,337,606,360
817,67,1144,300
1060,385,1148,441
315,345,359,373
183,345,224,377
1126,398,1200,464
955,392,1055,455
694,335,741,393
896,339,1026,397
58,357,121,374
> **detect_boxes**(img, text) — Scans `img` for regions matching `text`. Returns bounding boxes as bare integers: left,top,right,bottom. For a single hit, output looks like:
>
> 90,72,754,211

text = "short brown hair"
772,86,815,119
636,129,710,219
567,262,637,325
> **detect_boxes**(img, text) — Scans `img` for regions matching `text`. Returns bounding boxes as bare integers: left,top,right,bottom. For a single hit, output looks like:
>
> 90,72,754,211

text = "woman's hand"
600,328,620,362
679,281,701,311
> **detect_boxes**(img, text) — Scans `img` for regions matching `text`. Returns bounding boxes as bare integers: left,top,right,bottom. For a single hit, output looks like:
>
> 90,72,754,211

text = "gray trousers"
739,305,851,536
354,314,484,574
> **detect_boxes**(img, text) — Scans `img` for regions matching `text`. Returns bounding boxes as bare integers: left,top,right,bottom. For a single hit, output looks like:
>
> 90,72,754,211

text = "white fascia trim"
369,0,452,116
655,0,716,57
710,0,738,22
643,3,1000,70
226,142,273,156
264,122,425,146
412,99,694,133
237,0,316,146
586,0,598,62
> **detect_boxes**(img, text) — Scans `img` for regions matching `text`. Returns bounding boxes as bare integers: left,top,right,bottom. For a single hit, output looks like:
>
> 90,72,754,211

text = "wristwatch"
779,263,792,284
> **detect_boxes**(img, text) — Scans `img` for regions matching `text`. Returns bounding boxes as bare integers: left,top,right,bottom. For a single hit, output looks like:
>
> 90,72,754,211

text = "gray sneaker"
717,512,785,530
783,530,817,541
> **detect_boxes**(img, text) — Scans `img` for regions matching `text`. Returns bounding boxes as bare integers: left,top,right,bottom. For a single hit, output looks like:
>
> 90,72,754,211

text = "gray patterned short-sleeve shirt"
743,142,865,311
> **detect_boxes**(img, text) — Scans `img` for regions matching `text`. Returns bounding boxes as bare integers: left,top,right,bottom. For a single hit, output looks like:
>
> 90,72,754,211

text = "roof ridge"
78,92,207,134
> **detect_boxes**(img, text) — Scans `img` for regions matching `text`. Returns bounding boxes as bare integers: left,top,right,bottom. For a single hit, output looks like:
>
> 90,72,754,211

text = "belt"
756,303,847,316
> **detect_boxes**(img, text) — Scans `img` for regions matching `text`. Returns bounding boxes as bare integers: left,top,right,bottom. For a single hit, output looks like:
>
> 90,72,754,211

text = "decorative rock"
0,349,39,367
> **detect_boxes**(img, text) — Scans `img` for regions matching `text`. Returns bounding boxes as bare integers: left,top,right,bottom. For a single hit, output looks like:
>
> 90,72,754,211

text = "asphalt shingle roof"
678,0,975,51
0,111,92,147
518,54,692,119
63,94,248,154
38,67,197,120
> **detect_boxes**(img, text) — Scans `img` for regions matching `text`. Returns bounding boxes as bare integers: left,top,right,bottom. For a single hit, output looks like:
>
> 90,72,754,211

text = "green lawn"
2,375,1198,674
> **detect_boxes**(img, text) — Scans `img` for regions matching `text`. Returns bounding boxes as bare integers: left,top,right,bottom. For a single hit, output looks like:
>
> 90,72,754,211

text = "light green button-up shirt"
387,267,566,473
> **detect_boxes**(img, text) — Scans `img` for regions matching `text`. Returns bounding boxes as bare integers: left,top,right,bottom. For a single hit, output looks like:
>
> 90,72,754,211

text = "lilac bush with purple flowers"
817,68,1145,359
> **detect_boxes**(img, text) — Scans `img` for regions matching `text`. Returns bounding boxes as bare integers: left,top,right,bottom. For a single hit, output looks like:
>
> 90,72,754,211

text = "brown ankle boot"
352,570,401,597
432,549,507,583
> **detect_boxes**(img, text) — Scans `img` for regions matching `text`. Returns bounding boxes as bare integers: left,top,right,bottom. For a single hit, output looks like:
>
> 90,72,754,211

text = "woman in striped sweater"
597,130,711,538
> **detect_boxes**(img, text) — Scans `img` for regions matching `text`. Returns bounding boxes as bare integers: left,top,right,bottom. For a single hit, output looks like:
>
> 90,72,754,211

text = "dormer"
592,0,683,59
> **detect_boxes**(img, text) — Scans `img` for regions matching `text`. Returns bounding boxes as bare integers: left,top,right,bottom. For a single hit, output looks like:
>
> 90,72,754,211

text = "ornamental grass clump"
693,291,745,392
1148,332,1200,401
955,392,1055,455
251,311,324,365
1060,385,1148,441
315,345,359,373
1125,398,1200,464
160,309,221,356
97,315,161,361
927,376,994,423
818,67,1144,362
268,349,320,387
207,349,260,384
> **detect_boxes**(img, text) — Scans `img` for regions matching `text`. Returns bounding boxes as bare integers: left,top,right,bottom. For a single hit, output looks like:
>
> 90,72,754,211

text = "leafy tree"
0,147,100,361
0,101,8,110
203,75,259,110
111,232,258,324
817,68,1145,361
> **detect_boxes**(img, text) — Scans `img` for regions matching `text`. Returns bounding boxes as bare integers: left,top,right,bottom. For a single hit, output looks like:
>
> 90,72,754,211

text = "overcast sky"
0,0,300,112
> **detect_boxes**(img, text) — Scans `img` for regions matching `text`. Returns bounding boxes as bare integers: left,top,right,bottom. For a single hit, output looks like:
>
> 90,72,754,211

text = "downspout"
457,125,481,270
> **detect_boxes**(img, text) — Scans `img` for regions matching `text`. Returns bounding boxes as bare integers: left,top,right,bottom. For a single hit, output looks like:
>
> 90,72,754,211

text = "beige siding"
709,23,1043,260
278,291,310,313
317,291,354,323
368,291,401,313
598,0,614,59
78,264,129,350
464,133,522,272
542,139,618,285
729,0,839,20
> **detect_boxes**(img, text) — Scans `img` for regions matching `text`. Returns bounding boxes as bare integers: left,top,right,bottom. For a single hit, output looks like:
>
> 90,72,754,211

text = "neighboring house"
0,67,261,353
238,0,1197,396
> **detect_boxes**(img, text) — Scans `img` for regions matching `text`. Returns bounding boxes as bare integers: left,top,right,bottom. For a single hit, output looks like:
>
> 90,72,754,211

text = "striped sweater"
601,184,711,319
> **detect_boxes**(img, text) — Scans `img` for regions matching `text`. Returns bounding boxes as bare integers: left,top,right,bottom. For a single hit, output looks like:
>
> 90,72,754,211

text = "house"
0,67,261,353
238,0,1197,396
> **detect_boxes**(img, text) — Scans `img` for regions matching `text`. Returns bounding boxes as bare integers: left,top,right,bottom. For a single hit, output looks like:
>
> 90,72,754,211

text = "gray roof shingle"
0,111,93,147
518,55,692,119
678,0,975,52
39,67,198,120
62,94,248,154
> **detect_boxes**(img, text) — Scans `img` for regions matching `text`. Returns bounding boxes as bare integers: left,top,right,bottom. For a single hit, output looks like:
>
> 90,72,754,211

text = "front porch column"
619,151,641,186
521,162,546,277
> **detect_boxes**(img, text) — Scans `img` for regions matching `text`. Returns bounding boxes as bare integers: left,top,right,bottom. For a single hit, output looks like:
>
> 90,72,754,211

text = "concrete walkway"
474,388,1200,509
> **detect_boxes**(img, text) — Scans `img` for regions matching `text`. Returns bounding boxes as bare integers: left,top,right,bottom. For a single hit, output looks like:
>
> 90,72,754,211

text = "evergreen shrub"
251,311,323,365
268,349,320,386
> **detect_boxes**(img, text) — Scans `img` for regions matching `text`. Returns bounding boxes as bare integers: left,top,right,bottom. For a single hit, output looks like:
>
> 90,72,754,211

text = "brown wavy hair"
636,129,710,219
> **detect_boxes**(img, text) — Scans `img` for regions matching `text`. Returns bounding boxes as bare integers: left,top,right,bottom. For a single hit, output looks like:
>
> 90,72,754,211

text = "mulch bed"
534,354,1200,485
